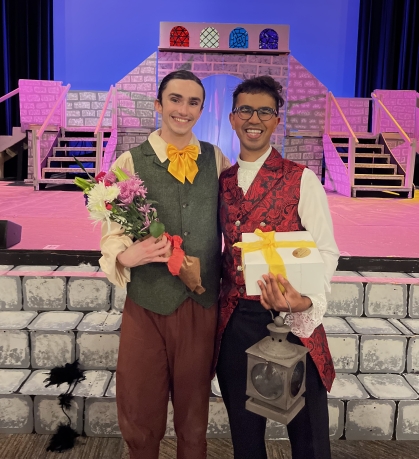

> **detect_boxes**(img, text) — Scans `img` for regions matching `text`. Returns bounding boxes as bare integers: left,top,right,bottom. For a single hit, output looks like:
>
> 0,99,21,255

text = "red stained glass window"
170,26,189,47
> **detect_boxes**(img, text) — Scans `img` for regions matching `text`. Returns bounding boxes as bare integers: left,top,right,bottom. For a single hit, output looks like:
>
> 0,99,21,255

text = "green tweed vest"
127,140,221,315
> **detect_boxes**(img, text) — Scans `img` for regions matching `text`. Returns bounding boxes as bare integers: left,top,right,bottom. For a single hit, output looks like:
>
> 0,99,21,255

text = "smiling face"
230,92,280,162
154,78,204,147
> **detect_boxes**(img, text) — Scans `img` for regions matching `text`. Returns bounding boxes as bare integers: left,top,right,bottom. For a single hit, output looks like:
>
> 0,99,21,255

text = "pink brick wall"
323,135,350,196
374,90,416,138
331,98,370,134
286,56,327,134
27,131,59,180
116,53,157,130
19,80,63,131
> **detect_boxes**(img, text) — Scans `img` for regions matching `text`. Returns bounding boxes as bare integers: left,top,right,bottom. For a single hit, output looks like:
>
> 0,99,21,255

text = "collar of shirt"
237,146,272,171
148,129,202,163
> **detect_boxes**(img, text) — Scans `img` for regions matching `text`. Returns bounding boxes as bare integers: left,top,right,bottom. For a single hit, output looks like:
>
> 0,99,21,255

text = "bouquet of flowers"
74,159,205,294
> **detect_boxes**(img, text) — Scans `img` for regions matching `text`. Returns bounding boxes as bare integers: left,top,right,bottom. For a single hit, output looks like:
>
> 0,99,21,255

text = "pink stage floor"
0,182,419,258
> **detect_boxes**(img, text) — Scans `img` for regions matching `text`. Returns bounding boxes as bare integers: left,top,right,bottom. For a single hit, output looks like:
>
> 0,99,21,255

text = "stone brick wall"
66,91,112,128
115,128,152,158
115,53,157,130
283,137,324,178
157,51,289,150
1,265,419,439
331,98,370,134
18,80,63,131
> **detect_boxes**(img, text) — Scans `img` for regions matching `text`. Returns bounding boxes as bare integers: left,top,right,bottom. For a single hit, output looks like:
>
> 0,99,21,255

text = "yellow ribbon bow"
233,229,316,293
166,144,199,184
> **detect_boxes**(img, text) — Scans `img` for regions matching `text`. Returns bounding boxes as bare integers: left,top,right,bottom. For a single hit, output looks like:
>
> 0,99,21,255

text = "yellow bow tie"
166,144,199,184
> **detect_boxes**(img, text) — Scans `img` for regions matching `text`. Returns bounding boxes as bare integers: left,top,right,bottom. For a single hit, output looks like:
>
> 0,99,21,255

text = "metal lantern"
245,315,308,425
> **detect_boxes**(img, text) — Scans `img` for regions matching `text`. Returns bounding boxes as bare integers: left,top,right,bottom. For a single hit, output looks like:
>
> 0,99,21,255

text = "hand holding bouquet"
74,160,205,294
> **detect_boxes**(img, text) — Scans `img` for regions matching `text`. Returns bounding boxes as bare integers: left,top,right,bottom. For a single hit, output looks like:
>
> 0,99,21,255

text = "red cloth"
165,232,185,276
215,148,335,392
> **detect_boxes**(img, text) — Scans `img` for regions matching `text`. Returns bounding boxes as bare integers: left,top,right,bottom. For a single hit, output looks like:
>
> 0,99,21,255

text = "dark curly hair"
232,75,285,112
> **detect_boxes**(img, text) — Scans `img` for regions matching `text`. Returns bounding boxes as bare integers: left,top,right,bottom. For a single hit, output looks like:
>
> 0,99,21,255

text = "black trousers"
217,300,331,459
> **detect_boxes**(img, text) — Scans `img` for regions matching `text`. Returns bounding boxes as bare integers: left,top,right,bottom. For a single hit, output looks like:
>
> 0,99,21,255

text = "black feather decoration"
43,360,86,453
58,393,74,410
46,423,79,453
44,359,85,388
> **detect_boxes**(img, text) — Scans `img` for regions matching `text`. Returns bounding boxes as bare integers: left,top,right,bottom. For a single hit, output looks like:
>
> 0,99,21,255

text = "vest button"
182,203,187,208
235,220,241,227
239,287,245,294
260,222,266,227
237,266,243,272
183,231,189,236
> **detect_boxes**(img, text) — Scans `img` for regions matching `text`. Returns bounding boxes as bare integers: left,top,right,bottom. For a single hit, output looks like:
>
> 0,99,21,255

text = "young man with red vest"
100,70,230,459
217,75,340,459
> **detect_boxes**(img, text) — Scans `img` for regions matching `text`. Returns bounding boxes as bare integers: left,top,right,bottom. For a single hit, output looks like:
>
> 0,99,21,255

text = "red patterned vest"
216,148,335,392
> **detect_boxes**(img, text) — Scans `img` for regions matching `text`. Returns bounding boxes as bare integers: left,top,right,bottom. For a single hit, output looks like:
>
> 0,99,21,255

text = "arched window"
170,26,189,47
200,27,219,48
229,27,248,49
259,28,278,50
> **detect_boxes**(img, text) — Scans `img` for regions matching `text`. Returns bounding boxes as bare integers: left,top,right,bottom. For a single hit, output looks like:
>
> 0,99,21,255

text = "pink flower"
117,177,146,205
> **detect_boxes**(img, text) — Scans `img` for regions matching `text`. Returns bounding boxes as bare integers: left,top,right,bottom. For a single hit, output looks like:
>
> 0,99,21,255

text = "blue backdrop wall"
53,0,360,96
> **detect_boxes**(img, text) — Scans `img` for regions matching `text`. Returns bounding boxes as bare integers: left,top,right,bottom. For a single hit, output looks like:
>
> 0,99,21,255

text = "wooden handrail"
329,92,359,143
37,84,71,138
0,88,19,104
95,85,114,135
371,93,411,144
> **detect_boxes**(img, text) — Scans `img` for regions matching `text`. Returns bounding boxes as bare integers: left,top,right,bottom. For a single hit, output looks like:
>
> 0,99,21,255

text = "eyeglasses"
232,105,278,121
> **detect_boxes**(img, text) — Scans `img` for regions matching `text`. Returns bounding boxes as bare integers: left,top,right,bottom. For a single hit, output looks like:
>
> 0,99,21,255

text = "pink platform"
1,181,418,258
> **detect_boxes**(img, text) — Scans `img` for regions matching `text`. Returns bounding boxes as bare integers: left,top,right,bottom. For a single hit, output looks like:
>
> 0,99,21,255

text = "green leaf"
113,167,130,182
149,220,165,238
73,156,96,181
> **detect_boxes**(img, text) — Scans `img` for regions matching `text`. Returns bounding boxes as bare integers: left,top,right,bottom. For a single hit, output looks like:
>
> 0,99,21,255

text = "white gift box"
240,231,324,296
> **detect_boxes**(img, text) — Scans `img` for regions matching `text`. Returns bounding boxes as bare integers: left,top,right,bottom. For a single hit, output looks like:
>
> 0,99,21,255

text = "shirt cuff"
284,293,327,338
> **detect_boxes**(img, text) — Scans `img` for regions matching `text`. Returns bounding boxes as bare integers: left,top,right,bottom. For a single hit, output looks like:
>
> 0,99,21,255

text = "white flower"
86,182,120,225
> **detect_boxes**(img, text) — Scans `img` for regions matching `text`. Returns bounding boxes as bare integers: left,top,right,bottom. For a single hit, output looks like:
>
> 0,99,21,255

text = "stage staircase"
40,127,112,186
330,133,412,198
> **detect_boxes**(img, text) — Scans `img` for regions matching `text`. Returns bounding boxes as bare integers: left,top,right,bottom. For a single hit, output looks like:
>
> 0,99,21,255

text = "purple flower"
117,177,147,205
138,203,152,214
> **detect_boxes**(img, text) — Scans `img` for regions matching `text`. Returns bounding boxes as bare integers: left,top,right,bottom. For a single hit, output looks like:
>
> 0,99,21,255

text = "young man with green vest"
100,70,230,459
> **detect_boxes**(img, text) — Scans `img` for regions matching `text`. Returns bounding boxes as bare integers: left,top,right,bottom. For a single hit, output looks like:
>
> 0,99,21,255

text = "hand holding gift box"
234,230,324,296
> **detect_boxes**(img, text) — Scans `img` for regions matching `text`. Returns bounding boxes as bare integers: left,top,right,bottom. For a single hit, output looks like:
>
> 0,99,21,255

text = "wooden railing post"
405,138,417,191
348,136,356,188
95,131,103,175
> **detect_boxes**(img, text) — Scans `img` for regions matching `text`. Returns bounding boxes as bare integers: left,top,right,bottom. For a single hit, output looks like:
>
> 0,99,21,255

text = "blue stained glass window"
229,27,248,49
259,28,278,50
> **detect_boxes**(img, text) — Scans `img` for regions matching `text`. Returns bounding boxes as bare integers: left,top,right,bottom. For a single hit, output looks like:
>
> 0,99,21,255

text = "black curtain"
355,0,419,97
0,0,53,136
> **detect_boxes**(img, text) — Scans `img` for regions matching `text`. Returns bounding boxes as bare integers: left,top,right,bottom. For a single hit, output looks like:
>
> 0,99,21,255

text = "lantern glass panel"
290,361,305,397
251,362,284,400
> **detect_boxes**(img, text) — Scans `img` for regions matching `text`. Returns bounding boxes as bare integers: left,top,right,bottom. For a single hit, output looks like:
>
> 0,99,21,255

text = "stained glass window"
229,27,248,49
200,27,219,48
259,28,279,50
170,26,189,47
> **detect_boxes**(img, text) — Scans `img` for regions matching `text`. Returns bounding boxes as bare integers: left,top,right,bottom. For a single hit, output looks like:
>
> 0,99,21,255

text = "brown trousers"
116,296,218,459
